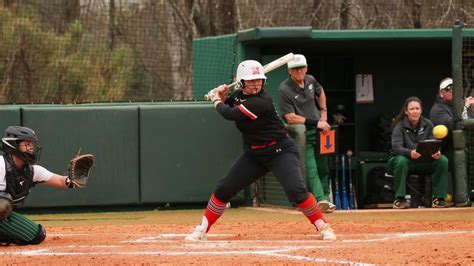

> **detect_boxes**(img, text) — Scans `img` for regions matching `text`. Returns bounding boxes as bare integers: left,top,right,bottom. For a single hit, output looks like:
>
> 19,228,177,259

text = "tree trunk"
109,0,116,50
60,0,80,33
340,0,350,29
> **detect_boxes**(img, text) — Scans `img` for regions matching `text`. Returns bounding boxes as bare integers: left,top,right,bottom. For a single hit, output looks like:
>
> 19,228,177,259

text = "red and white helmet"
236,60,267,83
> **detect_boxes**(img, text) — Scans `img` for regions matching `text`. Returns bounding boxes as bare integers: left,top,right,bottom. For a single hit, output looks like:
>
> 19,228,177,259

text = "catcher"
0,126,94,245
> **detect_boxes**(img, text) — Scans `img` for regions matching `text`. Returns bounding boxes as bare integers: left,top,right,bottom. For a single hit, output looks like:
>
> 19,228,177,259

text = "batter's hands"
209,85,228,105
431,150,441,160
410,149,421,160
317,120,331,132
208,88,221,103
216,84,228,98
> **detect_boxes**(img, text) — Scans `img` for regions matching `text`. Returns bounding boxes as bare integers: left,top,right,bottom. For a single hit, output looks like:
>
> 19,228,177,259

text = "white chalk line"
49,233,89,236
123,234,233,243
0,248,368,265
341,230,472,243
2,230,472,265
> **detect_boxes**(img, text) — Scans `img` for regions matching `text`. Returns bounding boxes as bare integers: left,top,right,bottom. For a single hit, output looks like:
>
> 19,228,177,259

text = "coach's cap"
439,77,453,91
287,54,307,69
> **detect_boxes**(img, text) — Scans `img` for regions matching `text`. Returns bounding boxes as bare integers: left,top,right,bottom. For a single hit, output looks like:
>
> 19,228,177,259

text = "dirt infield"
1,207,473,264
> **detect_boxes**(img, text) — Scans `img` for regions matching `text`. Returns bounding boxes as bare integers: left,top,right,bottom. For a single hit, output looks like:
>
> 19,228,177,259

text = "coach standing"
278,54,335,213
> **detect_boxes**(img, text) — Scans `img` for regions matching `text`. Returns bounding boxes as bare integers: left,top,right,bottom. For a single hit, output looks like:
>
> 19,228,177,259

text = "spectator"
388,96,449,209
429,77,454,150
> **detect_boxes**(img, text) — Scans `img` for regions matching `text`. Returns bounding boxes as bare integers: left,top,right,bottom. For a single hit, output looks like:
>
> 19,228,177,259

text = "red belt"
250,140,277,150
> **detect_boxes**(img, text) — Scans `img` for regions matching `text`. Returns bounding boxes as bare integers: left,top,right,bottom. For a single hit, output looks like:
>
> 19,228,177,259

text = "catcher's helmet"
236,60,266,87
1,126,41,164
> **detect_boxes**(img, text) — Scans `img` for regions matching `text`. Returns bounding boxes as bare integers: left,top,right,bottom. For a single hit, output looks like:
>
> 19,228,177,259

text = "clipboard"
415,139,442,162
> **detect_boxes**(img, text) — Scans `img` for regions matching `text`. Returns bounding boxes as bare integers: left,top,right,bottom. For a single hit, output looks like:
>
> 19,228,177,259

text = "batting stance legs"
186,138,336,241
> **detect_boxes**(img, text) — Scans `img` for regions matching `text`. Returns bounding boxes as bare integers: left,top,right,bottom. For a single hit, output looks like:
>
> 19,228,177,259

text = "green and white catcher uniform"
0,155,51,245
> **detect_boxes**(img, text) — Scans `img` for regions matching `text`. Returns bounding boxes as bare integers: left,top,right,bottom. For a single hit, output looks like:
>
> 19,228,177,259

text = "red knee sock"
297,193,326,225
202,193,227,232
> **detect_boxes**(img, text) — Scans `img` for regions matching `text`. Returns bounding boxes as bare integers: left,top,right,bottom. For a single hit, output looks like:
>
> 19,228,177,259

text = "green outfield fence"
1,1,473,104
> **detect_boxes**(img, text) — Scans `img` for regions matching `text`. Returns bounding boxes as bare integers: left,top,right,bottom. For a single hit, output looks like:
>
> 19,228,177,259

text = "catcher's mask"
1,126,42,164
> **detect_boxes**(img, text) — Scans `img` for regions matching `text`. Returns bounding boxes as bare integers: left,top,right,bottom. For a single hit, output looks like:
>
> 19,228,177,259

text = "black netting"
1,0,473,104
463,36,474,97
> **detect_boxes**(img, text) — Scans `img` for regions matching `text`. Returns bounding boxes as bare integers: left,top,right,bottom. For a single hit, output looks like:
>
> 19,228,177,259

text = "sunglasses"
442,85,453,91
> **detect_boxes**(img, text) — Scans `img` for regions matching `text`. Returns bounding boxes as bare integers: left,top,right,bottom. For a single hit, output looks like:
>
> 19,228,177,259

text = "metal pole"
452,19,463,129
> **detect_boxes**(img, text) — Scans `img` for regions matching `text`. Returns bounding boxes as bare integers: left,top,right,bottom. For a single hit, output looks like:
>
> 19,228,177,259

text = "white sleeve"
0,158,5,191
32,165,54,183
462,106,469,119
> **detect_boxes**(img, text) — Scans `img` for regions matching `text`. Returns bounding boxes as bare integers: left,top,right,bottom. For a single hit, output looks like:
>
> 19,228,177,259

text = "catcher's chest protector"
4,156,35,205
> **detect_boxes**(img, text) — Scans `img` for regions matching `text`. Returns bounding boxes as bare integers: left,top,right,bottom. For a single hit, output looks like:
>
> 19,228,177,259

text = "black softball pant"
214,138,309,204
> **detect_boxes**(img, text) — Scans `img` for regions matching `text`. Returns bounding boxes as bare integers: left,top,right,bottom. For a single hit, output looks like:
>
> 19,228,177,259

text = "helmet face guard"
1,126,41,164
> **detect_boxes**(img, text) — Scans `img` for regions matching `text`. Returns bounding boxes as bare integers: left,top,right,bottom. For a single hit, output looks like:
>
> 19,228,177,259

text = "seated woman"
387,96,449,209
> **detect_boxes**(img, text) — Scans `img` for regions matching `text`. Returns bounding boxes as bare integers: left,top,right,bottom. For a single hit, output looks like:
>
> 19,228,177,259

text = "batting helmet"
236,60,266,87
1,126,41,164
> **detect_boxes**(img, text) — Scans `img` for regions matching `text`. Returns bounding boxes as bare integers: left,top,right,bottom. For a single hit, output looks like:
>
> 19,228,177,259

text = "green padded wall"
139,104,242,203
0,107,21,133
21,106,140,207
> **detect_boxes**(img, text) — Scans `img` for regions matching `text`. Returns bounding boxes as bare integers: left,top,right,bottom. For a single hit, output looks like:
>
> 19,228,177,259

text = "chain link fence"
1,0,474,104
463,33,474,198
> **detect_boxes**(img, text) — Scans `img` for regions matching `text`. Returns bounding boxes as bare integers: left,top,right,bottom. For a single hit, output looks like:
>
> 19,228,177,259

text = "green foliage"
125,66,152,101
0,7,134,104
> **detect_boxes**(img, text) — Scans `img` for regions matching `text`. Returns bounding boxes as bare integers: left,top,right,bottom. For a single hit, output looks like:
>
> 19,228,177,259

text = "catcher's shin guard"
0,212,45,245
29,224,46,245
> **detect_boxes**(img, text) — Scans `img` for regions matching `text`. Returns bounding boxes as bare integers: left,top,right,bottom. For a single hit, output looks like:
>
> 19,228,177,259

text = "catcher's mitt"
66,154,95,188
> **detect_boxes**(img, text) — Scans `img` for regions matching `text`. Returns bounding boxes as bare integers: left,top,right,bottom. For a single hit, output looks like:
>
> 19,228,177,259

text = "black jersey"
215,89,287,145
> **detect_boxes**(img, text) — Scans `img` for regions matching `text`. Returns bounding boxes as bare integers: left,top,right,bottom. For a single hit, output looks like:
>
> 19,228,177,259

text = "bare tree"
340,0,351,29
2,0,474,103
109,0,116,50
